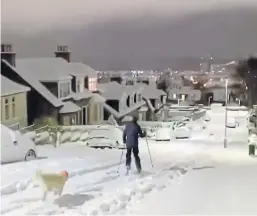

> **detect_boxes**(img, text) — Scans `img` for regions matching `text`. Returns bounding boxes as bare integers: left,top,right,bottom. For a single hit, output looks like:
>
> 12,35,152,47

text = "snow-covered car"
155,127,171,141
226,117,237,128
174,126,191,139
1,124,37,163
86,129,122,148
86,137,119,149
187,118,207,131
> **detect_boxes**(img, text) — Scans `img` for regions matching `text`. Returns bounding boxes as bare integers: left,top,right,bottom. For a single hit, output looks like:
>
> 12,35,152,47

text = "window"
76,80,80,93
70,115,76,125
12,97,15,118
134,94,137,103
126,96,130,107
126,80,134,85
88,77,97,91
59,82,71,98
5,98,9,120
63,116,70,125
138,94,142,102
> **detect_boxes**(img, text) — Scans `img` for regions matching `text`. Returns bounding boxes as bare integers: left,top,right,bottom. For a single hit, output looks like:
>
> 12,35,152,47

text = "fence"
8,123,20,131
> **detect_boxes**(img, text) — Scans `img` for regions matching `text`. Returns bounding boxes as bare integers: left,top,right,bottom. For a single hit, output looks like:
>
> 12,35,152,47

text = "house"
0,74,30,129
117,80,167,121
168,86,201,105
97,82,146,123
133,83,167,120
1,44,105,126
167,73,201,105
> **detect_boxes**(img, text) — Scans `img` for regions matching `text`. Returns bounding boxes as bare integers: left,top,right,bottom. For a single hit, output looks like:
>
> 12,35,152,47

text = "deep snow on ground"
1,108,257,215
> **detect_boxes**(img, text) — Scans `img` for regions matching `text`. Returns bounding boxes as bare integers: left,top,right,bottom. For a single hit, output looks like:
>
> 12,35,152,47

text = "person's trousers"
126,146,141,170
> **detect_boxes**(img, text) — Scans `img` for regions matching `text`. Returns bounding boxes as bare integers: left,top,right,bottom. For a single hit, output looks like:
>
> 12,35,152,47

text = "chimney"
1,44,16,66
54,45,70,62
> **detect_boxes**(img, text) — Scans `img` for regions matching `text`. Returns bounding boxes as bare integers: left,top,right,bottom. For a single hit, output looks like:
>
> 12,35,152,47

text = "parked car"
86,137,118,149
1,124,37,163
155,127,171,141
86,129,121,149
174,126,191,139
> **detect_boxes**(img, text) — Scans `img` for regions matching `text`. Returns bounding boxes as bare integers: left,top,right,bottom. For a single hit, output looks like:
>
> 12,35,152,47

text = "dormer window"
59,81,71,98
134,93,137,103
138,93,142,102
76,78,84,93
76,80,80,93
88,77,97,91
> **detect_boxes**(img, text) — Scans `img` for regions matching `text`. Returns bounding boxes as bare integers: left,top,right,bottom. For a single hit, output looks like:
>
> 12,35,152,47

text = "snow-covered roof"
1,75,30,96
16,58,97,82
103,101,146,119
72,89,93,101
90,93,106,103
97,82,127,100
225,61,237,66
134,83,166,99
16,58,72,82
59,101,81,114
2,60,64,107
69,62,97,77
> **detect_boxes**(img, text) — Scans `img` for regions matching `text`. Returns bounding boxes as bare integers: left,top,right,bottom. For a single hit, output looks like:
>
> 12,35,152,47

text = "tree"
235,57,257,107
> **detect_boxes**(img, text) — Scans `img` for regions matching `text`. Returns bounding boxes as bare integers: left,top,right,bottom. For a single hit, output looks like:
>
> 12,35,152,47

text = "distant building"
200,54,213,73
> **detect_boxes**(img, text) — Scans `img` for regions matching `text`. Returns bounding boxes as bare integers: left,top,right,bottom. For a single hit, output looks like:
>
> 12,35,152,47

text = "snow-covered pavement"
127,163,257,215
1,108,257,215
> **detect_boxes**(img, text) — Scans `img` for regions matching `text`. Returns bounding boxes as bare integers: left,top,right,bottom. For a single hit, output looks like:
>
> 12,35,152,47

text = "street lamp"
224,79,228,148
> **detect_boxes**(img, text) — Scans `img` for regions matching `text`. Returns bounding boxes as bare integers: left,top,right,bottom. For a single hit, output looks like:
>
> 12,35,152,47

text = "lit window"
88,77,97,91
12,97,15,118
5,98,9,120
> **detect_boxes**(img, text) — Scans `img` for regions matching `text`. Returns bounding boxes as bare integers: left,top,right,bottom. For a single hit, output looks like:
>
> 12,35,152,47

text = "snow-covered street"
1,108,257,215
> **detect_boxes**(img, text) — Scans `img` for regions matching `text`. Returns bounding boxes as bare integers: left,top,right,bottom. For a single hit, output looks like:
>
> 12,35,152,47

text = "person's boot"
136,164,141,174
126,165,131,174
137,167,141,174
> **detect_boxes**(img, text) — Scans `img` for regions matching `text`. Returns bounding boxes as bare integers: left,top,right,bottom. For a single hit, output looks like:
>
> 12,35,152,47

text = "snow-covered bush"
24,131,36,141
70,131,81,142
35,131,50,145
60,131,72,143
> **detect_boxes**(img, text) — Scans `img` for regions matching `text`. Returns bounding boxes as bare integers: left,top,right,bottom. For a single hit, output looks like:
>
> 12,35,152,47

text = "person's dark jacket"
123,122,144,148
